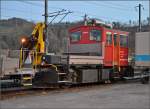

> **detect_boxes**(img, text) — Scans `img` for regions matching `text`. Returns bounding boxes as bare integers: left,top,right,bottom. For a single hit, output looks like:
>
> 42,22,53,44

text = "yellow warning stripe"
23,83,32,86
23,77,32,80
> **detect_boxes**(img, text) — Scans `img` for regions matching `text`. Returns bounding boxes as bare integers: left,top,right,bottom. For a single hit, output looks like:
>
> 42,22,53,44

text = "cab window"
113,34,118,46
120,35,128,47
70,31,81,42
106,32,112,45
90,30,102,41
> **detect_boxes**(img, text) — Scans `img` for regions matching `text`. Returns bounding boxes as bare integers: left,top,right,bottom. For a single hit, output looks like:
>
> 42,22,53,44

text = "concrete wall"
135,32,150,55
2,57,19,75
0,49,19,76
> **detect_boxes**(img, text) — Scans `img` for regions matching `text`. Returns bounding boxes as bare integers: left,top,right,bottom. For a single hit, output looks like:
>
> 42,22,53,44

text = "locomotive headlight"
21,38,26,44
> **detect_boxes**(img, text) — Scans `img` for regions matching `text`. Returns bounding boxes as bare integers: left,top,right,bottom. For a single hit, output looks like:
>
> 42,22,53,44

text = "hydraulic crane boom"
19,23,45,68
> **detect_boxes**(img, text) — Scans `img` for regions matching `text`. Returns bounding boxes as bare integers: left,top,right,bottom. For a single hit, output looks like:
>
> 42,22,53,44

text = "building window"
90,30,101,41
70,31,81,42
120,35,128,47
106,32,112,45
113,34,118,46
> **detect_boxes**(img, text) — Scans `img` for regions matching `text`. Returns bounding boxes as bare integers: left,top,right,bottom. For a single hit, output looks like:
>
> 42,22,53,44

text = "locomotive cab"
69,25,128,66
68,25,104,65
69,26,103,55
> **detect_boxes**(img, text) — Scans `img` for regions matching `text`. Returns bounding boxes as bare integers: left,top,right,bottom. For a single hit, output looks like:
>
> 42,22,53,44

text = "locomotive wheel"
141,68,150,84
141,76,149,84
68,68,78,83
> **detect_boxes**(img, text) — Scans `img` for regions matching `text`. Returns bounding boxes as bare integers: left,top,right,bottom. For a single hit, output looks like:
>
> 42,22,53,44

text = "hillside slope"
0,17,149,54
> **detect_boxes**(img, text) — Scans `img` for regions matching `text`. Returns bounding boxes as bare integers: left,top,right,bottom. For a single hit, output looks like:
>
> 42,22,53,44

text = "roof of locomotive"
69,25,129,35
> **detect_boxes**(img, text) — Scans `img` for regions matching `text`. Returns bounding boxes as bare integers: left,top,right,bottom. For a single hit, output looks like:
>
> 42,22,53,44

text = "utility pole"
0,0,1,20
149,0,150,26
135,4,144,32
138,4,142,32
44,0,48,52
43,0,72,52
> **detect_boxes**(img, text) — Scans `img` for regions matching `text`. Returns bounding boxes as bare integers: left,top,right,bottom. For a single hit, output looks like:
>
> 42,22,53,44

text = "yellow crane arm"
31,23,45,53
19,23,46,68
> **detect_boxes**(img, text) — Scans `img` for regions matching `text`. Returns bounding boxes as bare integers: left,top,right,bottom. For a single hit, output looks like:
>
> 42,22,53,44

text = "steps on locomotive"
0,73,33,89
22,74,33,86
58,72,71,85
58,73,67,75
18,68,33,86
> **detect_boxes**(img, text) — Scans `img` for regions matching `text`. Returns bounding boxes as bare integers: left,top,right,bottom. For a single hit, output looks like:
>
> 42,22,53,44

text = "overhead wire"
17,1,119,21
19,1,43,7
1,1,44,22
102,1,133,8
1,7,40,15
87,1,149,13
17,1,74,22
82,1,149,22
2,1,148,23
84,1,134,12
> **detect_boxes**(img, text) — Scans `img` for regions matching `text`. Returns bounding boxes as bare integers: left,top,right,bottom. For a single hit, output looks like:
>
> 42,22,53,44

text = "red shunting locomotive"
67,19,130,82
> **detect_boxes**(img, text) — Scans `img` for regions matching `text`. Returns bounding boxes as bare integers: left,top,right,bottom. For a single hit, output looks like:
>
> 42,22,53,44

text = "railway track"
1,83,113,100
1,79,145,100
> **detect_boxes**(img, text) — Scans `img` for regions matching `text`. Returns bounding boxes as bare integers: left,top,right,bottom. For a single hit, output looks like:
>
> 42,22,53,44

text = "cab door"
113,33,120,68
104,32,113,66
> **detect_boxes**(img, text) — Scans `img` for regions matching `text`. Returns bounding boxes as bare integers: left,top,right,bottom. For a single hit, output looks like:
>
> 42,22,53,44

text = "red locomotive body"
68,21,128,70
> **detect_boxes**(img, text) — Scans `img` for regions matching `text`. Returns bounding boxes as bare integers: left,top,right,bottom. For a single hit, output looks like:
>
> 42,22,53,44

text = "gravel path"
1,83,150,109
